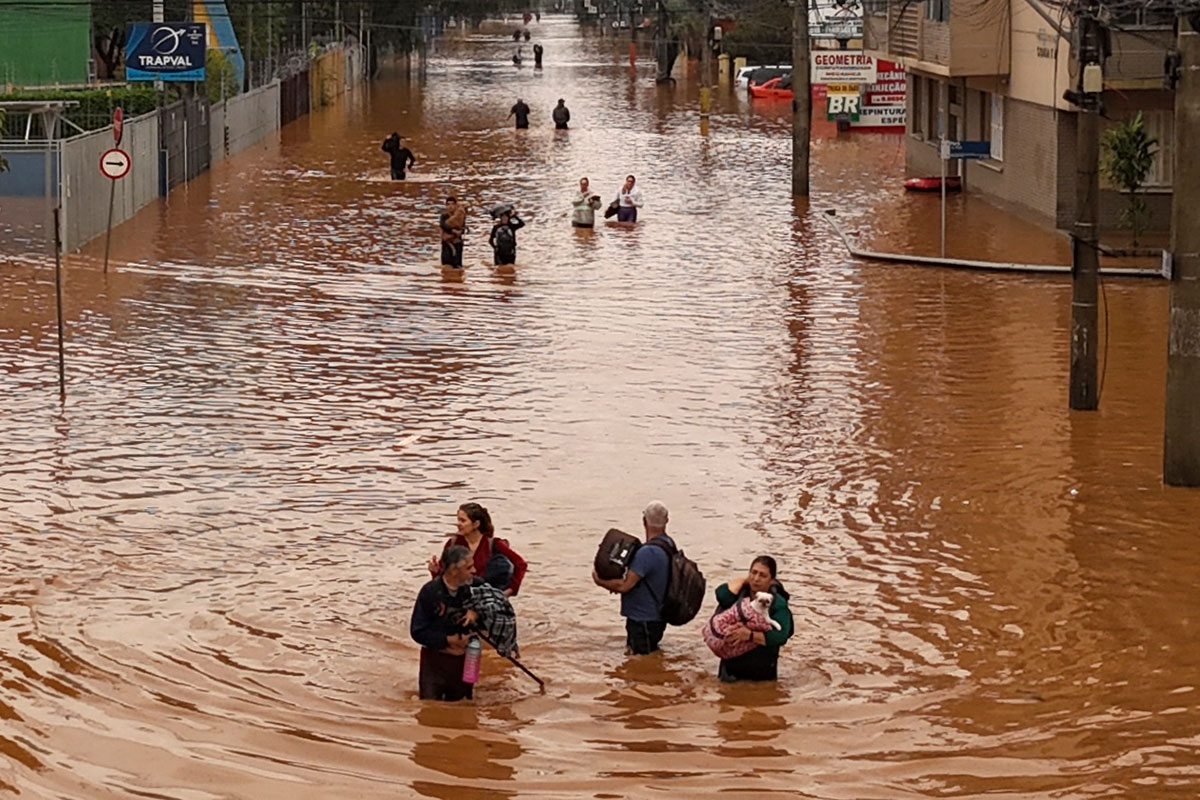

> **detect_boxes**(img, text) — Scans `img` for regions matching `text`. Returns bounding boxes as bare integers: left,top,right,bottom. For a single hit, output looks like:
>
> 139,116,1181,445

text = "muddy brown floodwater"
2,16,1199,800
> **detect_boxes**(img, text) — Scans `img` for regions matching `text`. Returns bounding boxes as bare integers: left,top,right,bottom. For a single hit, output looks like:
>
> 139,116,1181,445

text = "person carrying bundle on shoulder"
489,206,525,266
592,501,706,655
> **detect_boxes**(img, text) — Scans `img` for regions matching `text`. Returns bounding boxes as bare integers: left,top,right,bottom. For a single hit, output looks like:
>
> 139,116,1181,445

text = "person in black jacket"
381,132,415,180
712,556,794,681
410,546,478,701
509,98,531,129
489,208,525,266
552,99,570,130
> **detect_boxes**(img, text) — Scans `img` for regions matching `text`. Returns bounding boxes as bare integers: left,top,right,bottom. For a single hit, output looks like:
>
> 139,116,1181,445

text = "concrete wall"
224,82,280,157
961,96,1061,222
310,44,366,108
59,111,159,252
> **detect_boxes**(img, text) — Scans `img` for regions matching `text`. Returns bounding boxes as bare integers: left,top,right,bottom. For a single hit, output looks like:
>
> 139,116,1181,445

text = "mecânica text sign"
811,51,878,84
125,23,207,82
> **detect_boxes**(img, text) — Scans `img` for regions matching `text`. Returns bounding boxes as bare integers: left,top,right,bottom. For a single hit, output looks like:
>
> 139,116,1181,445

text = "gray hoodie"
571,190,602,226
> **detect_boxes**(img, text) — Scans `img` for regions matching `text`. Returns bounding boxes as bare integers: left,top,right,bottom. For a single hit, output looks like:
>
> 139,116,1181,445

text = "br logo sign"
826,93,861,122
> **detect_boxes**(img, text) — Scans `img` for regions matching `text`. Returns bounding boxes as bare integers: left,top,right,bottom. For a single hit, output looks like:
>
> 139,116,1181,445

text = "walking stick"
478,633,545,690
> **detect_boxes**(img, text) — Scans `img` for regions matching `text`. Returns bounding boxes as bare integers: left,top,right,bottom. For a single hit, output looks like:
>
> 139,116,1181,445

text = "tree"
1100,111,1158,246
206,48,239,103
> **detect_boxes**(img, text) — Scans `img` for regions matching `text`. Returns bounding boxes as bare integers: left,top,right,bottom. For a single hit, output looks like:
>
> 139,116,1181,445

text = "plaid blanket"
466,582,519,658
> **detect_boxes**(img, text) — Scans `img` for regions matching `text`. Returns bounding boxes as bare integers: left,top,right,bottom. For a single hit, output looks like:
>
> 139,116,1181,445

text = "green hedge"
0,86,171,132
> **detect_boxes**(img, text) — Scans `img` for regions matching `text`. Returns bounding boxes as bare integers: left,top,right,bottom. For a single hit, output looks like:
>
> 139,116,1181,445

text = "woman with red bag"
426,502,528,597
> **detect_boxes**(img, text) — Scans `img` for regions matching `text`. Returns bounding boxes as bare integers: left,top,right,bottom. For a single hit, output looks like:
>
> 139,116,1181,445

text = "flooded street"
3,16,1200,799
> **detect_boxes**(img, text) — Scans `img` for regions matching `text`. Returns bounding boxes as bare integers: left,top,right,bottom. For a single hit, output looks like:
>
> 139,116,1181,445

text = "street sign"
112,107,124,146
944,140,992,160
100,148,131,180
125,22,207,82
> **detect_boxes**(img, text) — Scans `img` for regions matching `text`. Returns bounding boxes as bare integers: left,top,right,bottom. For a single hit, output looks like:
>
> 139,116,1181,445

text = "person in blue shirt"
592,501,674,654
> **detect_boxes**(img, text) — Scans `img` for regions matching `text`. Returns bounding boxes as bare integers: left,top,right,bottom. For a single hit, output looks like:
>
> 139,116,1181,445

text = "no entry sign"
100,148,131,180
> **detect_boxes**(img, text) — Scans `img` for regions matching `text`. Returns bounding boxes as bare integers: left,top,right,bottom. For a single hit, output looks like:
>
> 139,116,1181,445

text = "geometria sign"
125,23,208,82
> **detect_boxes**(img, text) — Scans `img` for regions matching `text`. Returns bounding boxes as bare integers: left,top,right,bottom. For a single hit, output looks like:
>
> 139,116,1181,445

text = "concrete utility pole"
1068,6,1103,410
248,2,255,88
791,0,810,195
153,0,164,92
1164,16,1200,485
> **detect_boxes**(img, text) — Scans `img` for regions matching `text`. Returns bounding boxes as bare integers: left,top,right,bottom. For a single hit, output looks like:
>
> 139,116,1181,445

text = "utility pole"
700,4,712,116
248,2,255,89
1067,4,1103,410
791,0,810,195
153,0,164,93
302,1,309,52
1163,14,1200,485
267,0,273,78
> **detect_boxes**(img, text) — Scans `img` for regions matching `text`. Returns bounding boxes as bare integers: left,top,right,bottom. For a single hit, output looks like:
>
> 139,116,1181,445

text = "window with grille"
1141,109,1173,187
925,0,950,23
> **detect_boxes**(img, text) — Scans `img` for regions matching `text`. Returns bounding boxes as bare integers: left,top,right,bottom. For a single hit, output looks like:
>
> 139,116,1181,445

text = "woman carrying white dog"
713,556,794,682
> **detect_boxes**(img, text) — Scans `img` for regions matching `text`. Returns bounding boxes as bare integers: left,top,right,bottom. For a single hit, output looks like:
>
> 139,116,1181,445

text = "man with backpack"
489,207,525,266
592,501,705,655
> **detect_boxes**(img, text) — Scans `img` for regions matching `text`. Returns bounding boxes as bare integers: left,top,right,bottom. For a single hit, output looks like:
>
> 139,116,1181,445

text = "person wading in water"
509,98,532,129
427,503,528,597
381,132,415,180
439,197,467,268
552,99,570,130
712,556,794,681
410,545,478,701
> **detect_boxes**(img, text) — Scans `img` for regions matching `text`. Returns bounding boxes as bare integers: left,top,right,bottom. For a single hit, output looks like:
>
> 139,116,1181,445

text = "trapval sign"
125,23,207,82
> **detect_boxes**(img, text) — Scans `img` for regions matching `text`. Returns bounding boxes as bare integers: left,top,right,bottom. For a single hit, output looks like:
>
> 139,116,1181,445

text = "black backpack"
494,223,516,254
644,537,706,626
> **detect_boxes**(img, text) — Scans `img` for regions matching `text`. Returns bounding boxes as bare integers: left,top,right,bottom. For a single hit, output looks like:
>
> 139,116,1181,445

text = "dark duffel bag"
594,528,641,581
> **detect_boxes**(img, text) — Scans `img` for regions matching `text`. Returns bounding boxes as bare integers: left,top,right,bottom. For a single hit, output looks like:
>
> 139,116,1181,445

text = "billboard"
125,22,207,82
811,55,907,131
809,0,863,40
854,59,906,129
811,51,877,84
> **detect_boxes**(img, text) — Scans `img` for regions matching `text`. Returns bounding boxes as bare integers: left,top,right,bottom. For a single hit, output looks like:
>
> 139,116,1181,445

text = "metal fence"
280,70,310,126
158,97,210,196
59,110,158,252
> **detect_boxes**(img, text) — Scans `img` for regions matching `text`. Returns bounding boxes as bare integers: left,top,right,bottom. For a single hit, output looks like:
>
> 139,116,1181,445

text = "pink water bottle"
462,637,482,684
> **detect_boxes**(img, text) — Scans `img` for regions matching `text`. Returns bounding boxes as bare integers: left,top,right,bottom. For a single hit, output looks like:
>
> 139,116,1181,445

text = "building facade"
864,0,1175,233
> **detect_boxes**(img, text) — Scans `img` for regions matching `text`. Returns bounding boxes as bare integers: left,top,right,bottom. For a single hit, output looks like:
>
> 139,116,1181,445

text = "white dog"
703,591,781,660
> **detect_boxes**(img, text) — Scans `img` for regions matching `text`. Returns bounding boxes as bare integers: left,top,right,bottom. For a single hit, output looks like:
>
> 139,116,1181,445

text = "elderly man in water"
411,546,478,701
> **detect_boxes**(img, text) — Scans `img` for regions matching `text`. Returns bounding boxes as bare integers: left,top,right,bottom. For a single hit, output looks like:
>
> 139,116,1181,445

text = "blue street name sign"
126,23,207,82
947,140,991,160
